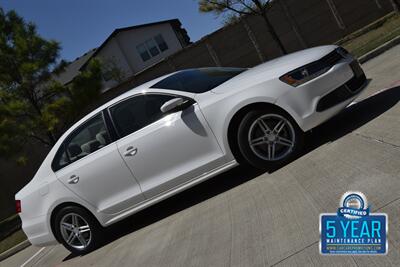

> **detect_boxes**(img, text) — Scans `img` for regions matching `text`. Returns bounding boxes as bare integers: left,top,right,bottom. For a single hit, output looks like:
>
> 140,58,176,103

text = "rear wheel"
54,206,103,255
237,108,304,169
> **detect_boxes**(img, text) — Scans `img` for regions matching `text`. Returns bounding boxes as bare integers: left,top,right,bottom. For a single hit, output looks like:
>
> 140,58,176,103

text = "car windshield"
150,67,246,93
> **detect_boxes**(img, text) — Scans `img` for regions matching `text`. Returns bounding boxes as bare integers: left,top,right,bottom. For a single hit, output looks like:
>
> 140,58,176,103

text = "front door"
109,94,224,198
55,113,144,214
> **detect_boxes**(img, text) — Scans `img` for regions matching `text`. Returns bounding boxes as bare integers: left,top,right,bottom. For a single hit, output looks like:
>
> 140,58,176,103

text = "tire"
237,108,304,169
53,206,103,255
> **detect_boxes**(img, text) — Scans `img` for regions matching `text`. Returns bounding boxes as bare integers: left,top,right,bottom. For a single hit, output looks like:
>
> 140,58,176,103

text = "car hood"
211,45,338,94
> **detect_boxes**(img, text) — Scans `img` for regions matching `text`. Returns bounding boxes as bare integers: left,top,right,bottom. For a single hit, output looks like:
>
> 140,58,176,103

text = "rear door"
109,93,224,198
54,112,144,214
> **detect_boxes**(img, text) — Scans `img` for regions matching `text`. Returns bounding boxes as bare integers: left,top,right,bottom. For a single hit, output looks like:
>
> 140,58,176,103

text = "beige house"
57,19,190,92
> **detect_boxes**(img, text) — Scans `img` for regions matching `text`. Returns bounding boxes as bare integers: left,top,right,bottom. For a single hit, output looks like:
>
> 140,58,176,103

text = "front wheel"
237,109,304,169
54,206,103,255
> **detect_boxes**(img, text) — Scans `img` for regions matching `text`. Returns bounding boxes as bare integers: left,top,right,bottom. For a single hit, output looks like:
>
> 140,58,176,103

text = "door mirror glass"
160,98,190,113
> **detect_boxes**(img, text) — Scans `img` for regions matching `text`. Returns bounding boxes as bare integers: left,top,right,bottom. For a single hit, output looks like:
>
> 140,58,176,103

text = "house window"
102,71,113,82
136,43,151,62
145,39,160,57
136,34,169,62
155,34,168,52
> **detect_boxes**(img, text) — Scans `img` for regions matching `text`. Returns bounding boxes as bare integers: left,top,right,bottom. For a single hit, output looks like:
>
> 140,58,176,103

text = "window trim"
136,34,169,62
107,92,195,140
51,111,113,172
136,43,151,62
154,34,168,52
145,38,160,57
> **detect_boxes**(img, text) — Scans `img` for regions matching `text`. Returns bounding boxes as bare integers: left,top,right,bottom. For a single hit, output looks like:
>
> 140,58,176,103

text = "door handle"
124,146,138,157
68,175,80,184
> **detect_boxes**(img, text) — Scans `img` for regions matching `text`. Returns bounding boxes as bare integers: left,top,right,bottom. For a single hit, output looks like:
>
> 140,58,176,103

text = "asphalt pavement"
1,44,400,267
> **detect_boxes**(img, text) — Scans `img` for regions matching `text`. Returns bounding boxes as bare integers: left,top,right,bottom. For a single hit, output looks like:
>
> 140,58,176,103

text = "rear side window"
150,67,245,93
52,113,111,171
109,94,175,138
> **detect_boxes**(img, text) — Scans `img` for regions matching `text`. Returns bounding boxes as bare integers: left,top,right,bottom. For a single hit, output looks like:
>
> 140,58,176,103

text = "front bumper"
276,57,367,132
316,61,366,112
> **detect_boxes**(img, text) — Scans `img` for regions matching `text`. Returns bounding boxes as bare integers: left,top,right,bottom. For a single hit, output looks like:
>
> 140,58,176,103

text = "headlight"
280,47,348,87
279,61,331,87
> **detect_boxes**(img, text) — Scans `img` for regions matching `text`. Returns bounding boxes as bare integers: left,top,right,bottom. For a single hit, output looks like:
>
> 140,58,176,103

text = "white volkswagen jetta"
16,45,366,254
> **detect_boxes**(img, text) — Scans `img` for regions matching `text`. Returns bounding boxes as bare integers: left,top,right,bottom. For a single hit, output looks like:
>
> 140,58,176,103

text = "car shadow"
63,85,400,261
269,85,400,172
303,85,400,155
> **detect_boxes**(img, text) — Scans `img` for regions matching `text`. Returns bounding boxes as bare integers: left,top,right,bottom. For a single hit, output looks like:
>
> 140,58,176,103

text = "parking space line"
20,247,46,267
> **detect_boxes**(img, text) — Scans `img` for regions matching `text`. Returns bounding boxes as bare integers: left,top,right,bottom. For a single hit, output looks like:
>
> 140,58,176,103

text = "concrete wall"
0,0,396,220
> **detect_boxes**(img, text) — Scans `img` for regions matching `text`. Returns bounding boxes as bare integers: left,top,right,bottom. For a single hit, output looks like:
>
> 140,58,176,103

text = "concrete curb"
0,240,30,262
359,35,400,64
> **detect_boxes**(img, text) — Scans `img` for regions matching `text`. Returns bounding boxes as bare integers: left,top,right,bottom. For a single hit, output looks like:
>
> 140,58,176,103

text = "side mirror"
160,97,192,113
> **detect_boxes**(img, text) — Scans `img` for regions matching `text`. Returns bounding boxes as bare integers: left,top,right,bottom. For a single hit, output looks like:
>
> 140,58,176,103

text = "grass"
0,229,27,254
0,214,21,239
0,214,19,226
338,12,400,57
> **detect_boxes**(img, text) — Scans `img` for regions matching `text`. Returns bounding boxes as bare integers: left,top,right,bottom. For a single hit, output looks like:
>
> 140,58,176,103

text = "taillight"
16,200,21,213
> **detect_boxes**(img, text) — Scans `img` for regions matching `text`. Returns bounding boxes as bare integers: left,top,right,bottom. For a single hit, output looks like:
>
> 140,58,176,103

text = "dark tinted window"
110,94,175,138
52,147,69,171
52,113,111,171
150,68,246,93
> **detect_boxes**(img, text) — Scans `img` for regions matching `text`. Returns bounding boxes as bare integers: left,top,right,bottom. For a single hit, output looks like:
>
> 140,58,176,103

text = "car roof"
56,66,245,147
75,73,173,124
69,67,243,132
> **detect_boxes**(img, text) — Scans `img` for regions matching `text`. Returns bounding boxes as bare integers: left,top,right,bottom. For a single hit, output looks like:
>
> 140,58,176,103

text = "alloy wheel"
60,213,92,250
247,114,296,161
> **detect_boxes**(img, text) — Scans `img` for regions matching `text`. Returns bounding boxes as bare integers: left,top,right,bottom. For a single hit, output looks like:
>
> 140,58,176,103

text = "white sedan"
16,45,366,254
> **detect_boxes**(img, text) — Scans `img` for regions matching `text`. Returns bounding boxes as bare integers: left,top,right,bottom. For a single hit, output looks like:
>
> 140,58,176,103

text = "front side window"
150,67,246,93
110,94,175,138
52,113,111,171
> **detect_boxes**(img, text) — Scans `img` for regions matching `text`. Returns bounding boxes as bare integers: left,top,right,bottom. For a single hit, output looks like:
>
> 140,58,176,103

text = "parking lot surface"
2,45,400,267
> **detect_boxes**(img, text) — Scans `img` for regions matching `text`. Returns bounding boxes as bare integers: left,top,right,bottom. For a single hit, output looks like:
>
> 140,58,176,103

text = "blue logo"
320,192,388,255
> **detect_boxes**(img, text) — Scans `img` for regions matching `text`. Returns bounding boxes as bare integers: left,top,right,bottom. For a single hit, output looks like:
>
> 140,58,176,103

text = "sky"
1,0,224,61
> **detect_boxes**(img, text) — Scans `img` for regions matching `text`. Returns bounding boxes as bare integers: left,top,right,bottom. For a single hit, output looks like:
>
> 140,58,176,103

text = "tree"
390,0,400,12
101,57,126,83
198,0,287,54
0,8,103,163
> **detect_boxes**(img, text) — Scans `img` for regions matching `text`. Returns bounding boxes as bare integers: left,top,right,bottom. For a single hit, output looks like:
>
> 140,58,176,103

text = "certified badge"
320,191,388,255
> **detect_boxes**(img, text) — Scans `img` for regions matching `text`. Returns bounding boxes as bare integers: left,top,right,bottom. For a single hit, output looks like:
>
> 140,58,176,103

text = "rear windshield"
150,67,246,93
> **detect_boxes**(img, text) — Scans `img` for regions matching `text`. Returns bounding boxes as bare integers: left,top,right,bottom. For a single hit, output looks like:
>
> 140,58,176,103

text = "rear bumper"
276,57,366,132
21,214,58,247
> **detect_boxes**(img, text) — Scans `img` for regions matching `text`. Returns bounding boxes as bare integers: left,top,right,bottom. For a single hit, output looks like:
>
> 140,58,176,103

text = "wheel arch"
50,201,100,242
226,102,299,164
